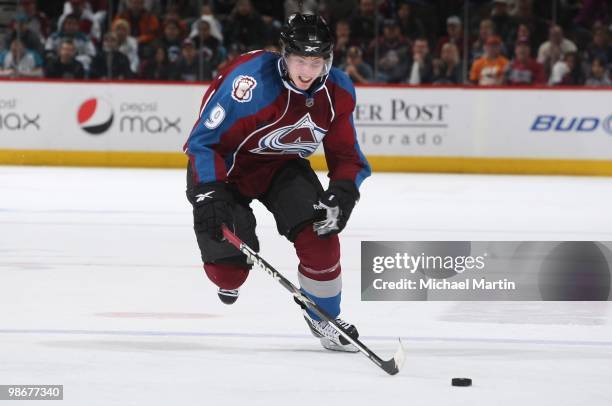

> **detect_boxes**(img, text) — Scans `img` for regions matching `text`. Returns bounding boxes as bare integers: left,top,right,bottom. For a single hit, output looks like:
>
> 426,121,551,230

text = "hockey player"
184,13,371,352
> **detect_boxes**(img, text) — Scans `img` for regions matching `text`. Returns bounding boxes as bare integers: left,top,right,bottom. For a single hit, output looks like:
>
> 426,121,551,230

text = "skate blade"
320,337,360,353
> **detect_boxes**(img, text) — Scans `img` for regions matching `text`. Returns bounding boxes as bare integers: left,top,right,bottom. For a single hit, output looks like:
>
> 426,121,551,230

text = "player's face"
286,54,326,90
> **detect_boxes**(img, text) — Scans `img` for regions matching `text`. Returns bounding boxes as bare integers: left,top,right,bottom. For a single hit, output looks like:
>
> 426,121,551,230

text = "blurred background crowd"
0,0,610,86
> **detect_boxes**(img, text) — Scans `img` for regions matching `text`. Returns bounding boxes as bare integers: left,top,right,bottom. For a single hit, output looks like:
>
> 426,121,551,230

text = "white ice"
1,166,612,406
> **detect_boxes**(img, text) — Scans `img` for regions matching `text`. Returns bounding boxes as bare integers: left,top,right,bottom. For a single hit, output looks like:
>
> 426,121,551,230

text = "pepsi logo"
77,98,114,135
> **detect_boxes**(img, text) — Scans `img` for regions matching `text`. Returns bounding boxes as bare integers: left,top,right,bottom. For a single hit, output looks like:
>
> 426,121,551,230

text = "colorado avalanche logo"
250,113,327,157
231,75,257,103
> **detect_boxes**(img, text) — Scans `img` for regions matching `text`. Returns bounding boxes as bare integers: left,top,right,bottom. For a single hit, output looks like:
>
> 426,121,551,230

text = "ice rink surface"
1,166,612,405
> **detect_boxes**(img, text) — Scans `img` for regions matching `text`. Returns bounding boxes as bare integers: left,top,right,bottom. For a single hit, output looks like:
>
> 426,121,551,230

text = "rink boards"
0,80,611,175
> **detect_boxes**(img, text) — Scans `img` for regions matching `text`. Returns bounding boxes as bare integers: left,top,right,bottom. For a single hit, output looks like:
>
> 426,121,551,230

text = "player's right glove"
188,182,234,241
313,180,360,237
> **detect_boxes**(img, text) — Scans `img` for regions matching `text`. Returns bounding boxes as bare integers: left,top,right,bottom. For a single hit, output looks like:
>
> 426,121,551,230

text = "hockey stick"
221,224,406,376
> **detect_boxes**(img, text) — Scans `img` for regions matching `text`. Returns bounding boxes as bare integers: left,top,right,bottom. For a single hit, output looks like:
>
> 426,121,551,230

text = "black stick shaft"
221,225,402,375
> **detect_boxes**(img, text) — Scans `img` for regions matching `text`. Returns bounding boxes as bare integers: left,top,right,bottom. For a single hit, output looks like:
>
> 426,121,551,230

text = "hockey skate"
217,288,239,305
303,311,360,352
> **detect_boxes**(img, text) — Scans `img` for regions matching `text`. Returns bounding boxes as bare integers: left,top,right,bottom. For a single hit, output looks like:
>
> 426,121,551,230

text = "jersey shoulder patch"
195,51,283,136
221,51,280,105
231,75,258,103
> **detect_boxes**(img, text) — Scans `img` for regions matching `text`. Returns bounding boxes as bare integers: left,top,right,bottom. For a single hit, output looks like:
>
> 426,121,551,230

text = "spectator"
368,19,411,83
397,1,425,42
509,0,547,46
189,3,224,42
436,16,463,58
112,18,139,73
253,1,284,42
217,44,243,72
432,42,462,84
18,0,50,41
264,44,280,53
224,0,266,51
574,0,610,31
45,39,86,79
253,0,285,25
505,38,545,85
214,0,241,16
117,0,161,15
350,0,383,50
323,0,358,28
490,0,513,41
139,45,174,80
164,0,198,19
340,45,373,83
332,19,355,67
154,19,184,63
537,25,577,74
0,38,43,78
45,13,96,71
585,57,611,86
407,38,434,84
190,20,224,69
284,0,318,19
470,35,509,85
549,52,583,86
57,0,102,43
160,10,189,38
4,14,45,55
0,0,606,88
583,26,611,65
63,0,108,15
506,23,536,56
113,0,160,46
90,32,133,79
471,19,495,62
173,38,212,82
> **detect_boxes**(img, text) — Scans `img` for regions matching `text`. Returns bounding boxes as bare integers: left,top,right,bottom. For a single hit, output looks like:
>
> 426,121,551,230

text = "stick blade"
381,339,406,376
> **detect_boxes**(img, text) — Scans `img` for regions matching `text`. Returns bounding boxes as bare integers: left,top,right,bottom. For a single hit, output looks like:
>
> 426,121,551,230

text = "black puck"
452,378,472,387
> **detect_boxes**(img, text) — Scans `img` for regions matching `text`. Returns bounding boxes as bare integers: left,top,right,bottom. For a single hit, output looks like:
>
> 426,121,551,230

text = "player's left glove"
188,182,234,242
313,180,360,237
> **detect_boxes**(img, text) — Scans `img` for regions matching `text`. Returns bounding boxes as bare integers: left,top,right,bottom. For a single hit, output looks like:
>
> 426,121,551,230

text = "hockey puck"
451,378,472,387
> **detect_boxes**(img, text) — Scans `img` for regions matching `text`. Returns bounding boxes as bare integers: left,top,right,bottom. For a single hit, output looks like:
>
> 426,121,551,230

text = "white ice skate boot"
302,312,360,352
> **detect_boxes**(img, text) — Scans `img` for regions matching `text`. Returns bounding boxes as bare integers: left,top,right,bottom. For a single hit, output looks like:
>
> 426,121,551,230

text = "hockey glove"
189,182,234,241
313,180,360,237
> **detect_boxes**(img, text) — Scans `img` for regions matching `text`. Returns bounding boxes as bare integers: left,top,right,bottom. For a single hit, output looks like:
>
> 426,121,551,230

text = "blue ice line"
0,328,611,347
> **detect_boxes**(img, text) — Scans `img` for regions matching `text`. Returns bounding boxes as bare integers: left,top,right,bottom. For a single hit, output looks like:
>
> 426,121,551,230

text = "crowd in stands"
0,0,610,86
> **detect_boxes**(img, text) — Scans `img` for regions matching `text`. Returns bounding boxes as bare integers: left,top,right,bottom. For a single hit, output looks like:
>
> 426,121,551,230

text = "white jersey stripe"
298,272,342,299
